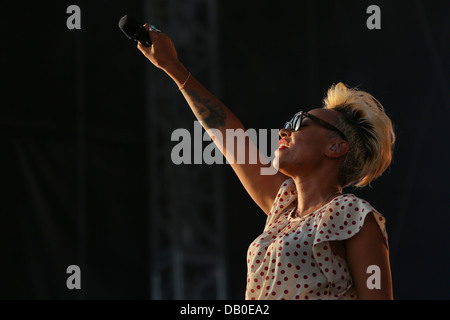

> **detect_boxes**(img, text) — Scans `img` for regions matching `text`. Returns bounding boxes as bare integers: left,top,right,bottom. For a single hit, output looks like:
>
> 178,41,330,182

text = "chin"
272,150,291,177
272,150,280,171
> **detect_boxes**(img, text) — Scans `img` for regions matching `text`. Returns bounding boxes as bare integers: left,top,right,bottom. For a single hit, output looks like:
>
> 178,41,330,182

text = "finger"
137,41,148,53
149,30,160,43
143,23,150,31
149,25,162,33
137,41,143,52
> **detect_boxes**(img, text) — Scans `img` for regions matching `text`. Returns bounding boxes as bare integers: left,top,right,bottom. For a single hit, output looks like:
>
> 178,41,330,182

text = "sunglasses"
283,111,348,141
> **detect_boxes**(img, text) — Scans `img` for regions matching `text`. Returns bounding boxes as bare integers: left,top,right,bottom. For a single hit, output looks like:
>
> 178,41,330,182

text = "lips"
278,139,289,149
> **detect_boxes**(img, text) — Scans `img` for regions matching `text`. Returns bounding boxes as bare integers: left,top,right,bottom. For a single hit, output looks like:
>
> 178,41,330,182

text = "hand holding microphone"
118,15,181,72
118,15,154,47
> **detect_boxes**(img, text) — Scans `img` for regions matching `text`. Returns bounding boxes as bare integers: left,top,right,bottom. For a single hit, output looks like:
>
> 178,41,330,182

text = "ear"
325,140,349,159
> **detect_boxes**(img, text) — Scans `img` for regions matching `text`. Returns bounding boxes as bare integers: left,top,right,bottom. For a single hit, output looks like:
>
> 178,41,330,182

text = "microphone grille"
118,15,141,37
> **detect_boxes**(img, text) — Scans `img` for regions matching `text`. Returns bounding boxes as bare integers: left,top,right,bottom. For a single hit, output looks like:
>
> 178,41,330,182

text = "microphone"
118,15,152,47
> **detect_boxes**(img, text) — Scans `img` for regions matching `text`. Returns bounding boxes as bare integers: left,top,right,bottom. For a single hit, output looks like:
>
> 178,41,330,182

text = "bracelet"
179,72,191,90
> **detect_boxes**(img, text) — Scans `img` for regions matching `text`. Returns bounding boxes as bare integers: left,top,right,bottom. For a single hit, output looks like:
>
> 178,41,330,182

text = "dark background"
2,0,449,299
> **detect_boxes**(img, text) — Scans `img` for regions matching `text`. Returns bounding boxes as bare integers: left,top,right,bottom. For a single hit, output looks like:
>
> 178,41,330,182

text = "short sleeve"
311,194,388,298
314,194,388,246
264,178,297,231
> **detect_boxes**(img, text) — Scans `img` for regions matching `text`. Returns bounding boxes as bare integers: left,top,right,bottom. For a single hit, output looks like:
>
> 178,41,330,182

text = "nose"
279,128,292,138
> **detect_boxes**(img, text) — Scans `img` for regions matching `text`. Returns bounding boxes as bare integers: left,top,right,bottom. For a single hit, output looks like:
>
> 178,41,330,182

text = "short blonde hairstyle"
323,82,395,188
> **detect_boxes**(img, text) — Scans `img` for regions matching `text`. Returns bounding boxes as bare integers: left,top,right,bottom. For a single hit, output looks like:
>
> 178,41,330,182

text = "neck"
291,174,342,218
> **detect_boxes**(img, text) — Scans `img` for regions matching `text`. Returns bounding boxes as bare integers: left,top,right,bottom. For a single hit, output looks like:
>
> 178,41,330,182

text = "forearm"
163,62,244,132
167,64,284,212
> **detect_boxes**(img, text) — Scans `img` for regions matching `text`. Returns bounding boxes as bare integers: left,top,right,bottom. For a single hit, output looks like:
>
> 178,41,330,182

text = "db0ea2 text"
224,304,269,315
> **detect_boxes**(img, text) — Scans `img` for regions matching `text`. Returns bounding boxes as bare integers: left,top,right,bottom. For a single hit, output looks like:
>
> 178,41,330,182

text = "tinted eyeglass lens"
283,112,303,132
283,122,291,129
291,113,302,131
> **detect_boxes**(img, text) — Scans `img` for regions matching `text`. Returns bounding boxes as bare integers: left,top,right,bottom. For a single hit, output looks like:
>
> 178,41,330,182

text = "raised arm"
137,24,287,214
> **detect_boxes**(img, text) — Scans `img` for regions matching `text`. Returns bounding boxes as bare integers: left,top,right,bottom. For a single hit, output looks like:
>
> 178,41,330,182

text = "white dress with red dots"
245,178,388,300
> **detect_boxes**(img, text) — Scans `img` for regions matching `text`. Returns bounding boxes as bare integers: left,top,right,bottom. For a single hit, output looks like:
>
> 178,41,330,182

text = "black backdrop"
2,0,450,299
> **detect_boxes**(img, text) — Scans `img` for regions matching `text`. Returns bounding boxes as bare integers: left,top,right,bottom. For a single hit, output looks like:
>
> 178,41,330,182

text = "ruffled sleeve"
311,194,388,299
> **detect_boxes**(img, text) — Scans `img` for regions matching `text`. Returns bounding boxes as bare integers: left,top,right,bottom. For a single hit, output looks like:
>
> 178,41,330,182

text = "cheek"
284,140,324,166
295,132,328,154
276,133,326,171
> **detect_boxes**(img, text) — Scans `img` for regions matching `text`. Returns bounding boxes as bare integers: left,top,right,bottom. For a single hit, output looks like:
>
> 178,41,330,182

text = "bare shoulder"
345,212,393,299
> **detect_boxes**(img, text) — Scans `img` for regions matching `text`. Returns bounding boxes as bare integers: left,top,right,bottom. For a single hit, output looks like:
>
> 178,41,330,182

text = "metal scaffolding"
144,0,226,299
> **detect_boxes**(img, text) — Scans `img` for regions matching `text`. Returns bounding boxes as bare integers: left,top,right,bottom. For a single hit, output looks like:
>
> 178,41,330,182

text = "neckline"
289,193,347,220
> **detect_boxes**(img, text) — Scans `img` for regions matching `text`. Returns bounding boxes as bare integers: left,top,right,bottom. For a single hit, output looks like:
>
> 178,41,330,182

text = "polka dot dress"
245,179,388,300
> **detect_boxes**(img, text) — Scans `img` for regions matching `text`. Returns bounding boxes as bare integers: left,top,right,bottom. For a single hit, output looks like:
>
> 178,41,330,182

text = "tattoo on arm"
186,89,227,129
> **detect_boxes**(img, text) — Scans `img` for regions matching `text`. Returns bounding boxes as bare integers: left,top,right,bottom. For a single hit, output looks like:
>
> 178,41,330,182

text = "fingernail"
150,25,161,32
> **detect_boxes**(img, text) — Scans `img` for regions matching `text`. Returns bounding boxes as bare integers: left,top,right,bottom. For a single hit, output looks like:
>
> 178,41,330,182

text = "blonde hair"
323,82,395,188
